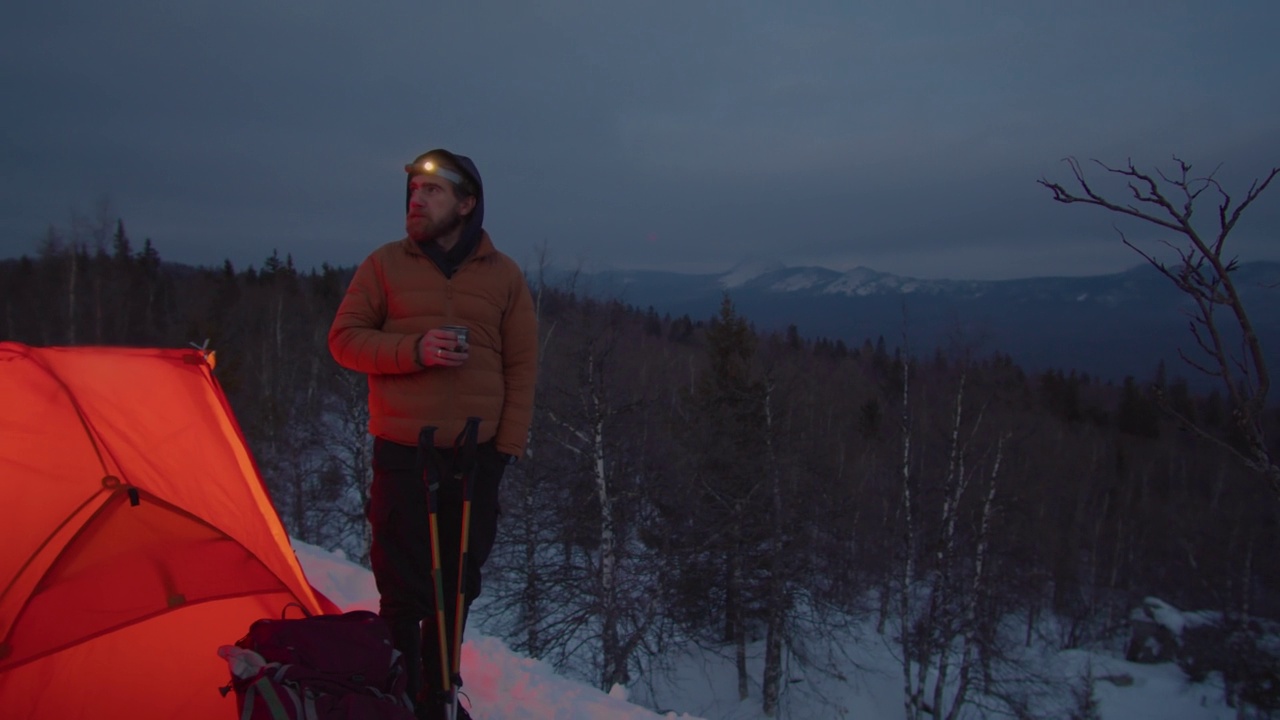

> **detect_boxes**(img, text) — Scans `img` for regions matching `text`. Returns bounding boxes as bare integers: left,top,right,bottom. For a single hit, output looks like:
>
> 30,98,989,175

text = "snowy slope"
293,540,702,720
293,540,1242,720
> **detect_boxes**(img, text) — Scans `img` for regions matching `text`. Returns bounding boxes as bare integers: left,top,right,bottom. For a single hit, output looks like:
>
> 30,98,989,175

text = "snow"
719,260,785,288
294,539,701,719
824,266,885,296
1094,664,1228,720
768,271,827,292
1135,597,1192,636
292,539,1246,720
823,267,937,297
1131,597,1222,638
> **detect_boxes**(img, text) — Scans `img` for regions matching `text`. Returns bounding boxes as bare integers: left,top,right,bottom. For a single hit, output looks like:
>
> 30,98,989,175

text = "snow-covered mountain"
717,258,787,288
557,261,1280,388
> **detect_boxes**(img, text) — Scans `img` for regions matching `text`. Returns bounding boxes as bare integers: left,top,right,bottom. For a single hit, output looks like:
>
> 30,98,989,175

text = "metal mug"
441,325,469,352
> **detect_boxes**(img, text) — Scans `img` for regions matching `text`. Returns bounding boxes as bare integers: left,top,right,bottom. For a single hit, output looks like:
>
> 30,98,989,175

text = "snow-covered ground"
294,540,1243,720
295,539,700,720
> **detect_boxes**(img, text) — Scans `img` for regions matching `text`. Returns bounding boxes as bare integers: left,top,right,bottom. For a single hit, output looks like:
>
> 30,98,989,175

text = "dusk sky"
3,1,1278,280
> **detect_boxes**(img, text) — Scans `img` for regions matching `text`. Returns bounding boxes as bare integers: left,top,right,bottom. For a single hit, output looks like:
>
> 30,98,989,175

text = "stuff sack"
219,609,416,720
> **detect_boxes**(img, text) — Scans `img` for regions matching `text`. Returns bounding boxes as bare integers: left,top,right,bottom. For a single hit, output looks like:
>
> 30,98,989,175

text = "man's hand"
418,328,468,368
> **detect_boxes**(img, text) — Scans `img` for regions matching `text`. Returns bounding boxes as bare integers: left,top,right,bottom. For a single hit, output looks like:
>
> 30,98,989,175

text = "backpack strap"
303,688,318,720
242,664,306,720
243,675,290,720
280,602,313,619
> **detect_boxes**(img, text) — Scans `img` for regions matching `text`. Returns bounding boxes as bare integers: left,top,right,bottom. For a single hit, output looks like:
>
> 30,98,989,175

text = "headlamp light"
405,157,464,185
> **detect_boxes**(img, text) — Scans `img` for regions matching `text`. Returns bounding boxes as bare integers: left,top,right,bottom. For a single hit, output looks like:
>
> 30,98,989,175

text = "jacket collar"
401,231,494,279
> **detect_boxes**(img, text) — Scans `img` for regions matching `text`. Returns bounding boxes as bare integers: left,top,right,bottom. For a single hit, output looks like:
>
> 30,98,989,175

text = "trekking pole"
447,416,481,720
417,426,452,699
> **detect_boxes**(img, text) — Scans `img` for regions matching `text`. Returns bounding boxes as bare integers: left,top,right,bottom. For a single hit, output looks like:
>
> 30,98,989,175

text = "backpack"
219,608,417,720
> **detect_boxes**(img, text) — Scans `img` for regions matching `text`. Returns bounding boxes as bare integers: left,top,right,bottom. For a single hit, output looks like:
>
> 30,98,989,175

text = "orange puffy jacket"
328,233,537,456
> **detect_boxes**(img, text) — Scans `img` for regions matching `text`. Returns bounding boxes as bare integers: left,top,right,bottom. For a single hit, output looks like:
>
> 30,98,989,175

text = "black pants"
368,436,505,702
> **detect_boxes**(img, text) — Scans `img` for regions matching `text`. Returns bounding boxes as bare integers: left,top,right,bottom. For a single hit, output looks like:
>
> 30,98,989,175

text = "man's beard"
408,209,463,244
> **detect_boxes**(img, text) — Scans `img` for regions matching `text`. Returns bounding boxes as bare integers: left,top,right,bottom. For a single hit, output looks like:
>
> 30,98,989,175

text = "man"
328,148,538,720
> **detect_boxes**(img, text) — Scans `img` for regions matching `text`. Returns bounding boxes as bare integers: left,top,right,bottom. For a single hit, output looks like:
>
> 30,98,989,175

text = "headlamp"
405,157,464,185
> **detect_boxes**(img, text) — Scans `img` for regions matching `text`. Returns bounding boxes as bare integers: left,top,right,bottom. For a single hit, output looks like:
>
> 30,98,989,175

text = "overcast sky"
3,1,1278,280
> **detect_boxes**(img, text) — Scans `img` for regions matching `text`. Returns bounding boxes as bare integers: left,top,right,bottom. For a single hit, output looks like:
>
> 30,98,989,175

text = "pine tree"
671,293,768,701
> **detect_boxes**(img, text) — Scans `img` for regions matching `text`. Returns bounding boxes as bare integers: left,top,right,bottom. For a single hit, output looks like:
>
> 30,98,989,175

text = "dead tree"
1039,157,1280,497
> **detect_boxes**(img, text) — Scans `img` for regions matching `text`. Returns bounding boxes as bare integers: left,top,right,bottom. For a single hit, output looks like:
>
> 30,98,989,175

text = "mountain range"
558,260,1280,390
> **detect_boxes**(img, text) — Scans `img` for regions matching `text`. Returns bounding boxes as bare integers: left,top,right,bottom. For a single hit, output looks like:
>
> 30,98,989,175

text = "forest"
2,215,1278,719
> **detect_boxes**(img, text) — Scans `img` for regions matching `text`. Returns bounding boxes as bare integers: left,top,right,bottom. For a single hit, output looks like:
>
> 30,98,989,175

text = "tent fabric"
0,343,338,718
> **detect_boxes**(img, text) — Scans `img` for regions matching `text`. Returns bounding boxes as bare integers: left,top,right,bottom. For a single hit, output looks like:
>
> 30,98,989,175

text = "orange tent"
0,344,338,719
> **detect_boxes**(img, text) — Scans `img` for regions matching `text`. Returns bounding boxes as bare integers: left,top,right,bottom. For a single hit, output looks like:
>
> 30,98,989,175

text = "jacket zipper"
444,277,457,423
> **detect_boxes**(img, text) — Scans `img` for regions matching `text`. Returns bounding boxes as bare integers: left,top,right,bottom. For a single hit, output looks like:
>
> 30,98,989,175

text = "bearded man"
328,148,538,720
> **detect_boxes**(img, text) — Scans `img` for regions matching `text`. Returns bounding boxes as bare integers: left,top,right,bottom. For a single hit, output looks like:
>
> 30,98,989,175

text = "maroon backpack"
220,609,416,720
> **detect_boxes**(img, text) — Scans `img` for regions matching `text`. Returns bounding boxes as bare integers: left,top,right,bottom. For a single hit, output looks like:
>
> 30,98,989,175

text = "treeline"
3,222,1277,716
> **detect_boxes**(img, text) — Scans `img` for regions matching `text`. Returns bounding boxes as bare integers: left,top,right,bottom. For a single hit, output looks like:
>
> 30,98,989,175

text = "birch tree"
490,292,666,692
897,360,1010,720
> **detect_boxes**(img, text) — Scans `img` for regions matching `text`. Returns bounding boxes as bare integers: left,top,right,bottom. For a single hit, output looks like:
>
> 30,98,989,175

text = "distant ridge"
553,261,1280,388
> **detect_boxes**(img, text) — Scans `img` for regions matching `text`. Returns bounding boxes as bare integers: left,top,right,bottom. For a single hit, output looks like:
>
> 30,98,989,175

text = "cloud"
2,1,1278,278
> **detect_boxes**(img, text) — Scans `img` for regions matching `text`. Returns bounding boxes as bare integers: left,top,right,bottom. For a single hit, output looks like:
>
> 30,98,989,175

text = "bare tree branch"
1040,156,1280,497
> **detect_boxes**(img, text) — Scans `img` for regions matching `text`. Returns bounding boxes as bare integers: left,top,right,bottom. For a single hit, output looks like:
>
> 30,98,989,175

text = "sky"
293,539,1244,720
3,1,1279,281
